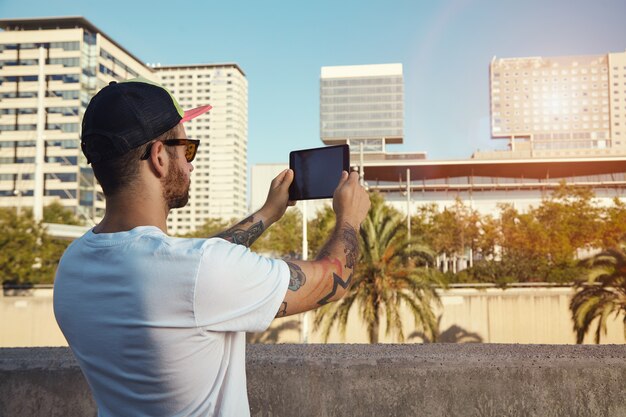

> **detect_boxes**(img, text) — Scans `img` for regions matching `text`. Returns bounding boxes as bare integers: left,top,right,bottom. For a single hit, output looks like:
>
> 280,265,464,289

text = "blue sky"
2,0,626,169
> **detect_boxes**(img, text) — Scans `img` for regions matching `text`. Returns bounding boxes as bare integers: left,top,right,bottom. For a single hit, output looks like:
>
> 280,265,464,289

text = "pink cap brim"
180,105,212,123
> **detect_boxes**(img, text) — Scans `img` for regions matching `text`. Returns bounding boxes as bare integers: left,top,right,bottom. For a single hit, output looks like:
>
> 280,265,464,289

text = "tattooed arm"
214,214,267,247
213,169,295,247
276,171,370,318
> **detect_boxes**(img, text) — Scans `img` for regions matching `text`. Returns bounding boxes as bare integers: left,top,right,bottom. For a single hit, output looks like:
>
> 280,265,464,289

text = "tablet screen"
289,145,350,200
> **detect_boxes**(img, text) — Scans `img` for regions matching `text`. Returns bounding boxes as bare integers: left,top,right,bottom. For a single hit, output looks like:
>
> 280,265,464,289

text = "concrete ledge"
1,344,626,417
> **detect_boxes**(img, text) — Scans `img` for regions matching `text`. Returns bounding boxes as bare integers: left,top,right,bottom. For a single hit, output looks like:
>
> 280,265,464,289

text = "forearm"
277,221,359,317
214,207,278,247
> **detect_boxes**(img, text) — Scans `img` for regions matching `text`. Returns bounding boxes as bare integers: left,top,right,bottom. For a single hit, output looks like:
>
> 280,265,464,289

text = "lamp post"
407,168,411,240
301,200,309,343
33,45,46,222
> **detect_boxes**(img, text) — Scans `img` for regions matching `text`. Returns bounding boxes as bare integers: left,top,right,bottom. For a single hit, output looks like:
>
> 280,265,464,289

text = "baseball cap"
80,77,211,164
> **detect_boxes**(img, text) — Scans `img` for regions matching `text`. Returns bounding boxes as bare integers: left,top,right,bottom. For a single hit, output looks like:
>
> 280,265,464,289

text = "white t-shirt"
53,226,289,417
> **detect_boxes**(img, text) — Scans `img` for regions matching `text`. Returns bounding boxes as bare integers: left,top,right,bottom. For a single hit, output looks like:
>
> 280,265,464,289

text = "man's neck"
94,193,169,234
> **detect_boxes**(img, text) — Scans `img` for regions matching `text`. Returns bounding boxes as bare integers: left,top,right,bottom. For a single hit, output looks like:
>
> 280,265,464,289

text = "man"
53,77,370,417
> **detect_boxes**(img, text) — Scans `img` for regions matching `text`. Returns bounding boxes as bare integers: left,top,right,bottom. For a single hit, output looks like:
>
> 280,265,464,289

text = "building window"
49,57,80,67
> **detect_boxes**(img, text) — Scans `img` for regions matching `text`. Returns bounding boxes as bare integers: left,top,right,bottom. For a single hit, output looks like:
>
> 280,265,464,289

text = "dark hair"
91,127,177,196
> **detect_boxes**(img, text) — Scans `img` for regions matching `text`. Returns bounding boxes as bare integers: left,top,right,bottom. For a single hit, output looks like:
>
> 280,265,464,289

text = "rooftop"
0,16,151,73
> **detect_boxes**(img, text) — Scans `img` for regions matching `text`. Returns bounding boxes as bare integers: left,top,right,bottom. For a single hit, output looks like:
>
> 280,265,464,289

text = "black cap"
80,77,211,164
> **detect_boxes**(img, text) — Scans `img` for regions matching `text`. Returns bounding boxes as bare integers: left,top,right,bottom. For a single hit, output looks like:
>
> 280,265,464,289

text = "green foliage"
43,201,84,226
40,202,85,284
179,217,231,238
0,203,82,285
252,208,302,257
599,198,626,248
0,208,45,285
415,182,618,284
307,205,335,258
314,192,443,343
570,246,626,344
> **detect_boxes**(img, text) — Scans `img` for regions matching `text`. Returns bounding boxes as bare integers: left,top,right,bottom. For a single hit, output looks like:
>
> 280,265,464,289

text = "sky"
1,0,626,170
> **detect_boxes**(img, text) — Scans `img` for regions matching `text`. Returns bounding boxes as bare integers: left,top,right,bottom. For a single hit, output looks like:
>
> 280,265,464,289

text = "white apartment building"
155,64,248,234
0,17,248,234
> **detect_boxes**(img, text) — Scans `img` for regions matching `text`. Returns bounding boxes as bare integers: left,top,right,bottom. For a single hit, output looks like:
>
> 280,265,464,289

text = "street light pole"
301,200,309,343
33,45,46,222
407,168,411,240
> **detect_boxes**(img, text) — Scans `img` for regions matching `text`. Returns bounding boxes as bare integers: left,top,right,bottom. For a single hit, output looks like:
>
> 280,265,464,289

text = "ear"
149,141,168,178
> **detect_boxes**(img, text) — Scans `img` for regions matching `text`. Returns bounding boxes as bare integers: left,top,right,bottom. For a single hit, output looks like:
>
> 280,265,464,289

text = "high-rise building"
155,64,248,233
320,63,404,154
0,17,249,234
0,17,155,222
484,51,626,158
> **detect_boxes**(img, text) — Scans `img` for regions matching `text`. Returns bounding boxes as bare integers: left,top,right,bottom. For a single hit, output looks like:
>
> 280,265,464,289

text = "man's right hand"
332,171,371,229
275,170,370,318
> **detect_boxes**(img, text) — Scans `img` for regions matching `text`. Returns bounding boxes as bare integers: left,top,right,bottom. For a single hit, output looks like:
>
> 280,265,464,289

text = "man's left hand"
260,169,295,224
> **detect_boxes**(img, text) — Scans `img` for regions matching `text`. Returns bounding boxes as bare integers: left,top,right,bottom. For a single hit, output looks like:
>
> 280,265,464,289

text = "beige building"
0,17,248,233
0,17,154,222
480,51,626,159
156,64,248,233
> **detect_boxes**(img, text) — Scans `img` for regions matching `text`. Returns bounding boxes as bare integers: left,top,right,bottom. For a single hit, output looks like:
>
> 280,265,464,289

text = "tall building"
0,17,248,234
320,63,404,155
482,51,626,158
155,64,248,233
0,17,155,222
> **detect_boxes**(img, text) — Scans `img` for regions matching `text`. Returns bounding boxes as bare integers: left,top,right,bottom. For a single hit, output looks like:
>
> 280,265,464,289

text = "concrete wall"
1,345,625,417
2,287,624,347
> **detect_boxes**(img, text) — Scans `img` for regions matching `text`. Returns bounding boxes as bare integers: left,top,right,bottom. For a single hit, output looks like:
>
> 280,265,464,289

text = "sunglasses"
140,139,200,163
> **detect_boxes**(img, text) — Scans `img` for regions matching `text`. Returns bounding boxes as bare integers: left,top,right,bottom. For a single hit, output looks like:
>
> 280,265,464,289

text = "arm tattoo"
316,249,332,260
216,217,265,247
285,261,306,291
314,224,358,305
317,273,353,305
341,225,359,269
276,302,287,318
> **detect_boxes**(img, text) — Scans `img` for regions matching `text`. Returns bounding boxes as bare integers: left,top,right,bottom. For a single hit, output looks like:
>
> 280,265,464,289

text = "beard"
162,158,190,210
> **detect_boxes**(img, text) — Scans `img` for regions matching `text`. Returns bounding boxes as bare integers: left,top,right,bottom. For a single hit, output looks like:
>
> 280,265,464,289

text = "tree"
0,203,87,285
570,246,626,344
0,208,45,285
314,193,443,343
43,201,84,226
427,198,482,273
307,205,335,258
533,182,601,264
251,208,302,257
493,183,600,283
180,217,231,238
600,198,626,249
39,202,85,284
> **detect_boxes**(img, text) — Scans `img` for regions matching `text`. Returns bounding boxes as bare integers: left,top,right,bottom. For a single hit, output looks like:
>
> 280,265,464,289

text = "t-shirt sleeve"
193,238,290,332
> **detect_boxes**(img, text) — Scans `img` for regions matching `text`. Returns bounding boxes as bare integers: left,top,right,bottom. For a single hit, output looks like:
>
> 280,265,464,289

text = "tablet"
289,144,350,200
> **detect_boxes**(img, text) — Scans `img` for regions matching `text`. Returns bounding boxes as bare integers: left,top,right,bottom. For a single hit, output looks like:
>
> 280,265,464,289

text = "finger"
348,170,360,184
336,170,349,187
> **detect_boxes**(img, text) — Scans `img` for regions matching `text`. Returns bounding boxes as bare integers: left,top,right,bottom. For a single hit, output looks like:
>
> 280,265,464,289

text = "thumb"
272,169,292,188
280,169,294,189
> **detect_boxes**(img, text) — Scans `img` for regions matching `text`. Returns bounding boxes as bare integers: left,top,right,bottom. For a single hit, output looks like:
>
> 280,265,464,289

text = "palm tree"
314,193,444,343
570,246,626,344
